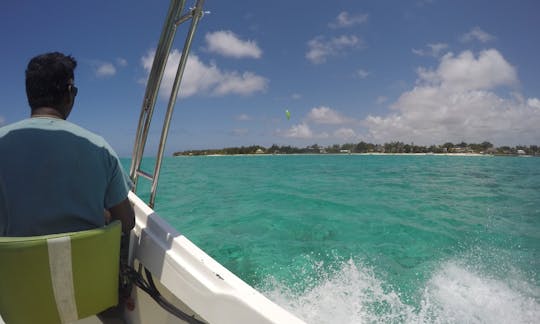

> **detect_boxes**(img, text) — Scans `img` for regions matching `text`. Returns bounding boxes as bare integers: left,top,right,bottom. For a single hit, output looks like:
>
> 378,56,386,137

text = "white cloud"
213,71,268,96
274,107,359,141
205,30,262,59
141,49,268,98
461,27,495,43
416,49,517,91
291,93,302,100
528,98,540,109
412,49,424,56
356,69,370,79
412,43,449,57
306,35,362,64
329,11,368,28
116,58,128,67
236,114,251,121
334,128,357,140
91,58,127,78
376,96,388,104
363,49,540,145
280,123,314,139
307,106,353,125
96,62,116,77
276,122,331,140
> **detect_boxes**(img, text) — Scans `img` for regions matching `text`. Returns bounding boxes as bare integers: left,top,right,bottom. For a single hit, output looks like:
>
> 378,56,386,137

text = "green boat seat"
0,221,121,324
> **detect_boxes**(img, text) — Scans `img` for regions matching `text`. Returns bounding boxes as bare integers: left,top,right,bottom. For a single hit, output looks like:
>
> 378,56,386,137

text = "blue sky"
1,0,539,156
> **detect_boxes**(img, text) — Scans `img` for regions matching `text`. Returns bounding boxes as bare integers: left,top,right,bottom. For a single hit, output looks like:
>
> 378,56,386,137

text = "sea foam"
261,258,540,324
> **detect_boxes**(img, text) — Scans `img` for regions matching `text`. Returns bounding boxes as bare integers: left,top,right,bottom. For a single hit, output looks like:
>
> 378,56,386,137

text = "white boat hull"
123,192,304,324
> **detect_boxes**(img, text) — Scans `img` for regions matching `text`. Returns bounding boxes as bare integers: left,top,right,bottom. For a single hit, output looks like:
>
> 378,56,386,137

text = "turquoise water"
127,155,540,323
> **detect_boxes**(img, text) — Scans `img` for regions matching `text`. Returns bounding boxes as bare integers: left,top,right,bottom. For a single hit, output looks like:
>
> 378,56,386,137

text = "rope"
121,265,206,324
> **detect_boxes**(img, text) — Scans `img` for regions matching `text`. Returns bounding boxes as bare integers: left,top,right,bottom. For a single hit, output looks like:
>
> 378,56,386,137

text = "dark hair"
25,52,77,110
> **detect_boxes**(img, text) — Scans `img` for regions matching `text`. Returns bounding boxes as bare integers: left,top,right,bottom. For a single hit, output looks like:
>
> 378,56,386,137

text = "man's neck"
31,107,65,120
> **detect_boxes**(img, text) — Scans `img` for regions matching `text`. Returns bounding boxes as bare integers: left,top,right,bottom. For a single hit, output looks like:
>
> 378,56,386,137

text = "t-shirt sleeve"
103,147,132,209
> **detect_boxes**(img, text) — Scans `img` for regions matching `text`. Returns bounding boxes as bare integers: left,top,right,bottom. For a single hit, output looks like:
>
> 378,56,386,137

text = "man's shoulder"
60,120,120,158
0,119,31,136
60,120,107,144
1,118,115,155
0,117,101,137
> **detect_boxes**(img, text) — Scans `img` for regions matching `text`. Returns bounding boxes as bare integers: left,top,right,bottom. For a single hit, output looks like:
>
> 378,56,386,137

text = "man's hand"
107,198,135,234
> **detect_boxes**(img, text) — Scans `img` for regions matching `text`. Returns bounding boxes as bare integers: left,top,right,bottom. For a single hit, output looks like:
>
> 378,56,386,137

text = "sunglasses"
68,84,78,97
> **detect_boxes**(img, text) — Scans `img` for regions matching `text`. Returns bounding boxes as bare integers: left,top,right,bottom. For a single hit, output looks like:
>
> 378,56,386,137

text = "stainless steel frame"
129,0,206,208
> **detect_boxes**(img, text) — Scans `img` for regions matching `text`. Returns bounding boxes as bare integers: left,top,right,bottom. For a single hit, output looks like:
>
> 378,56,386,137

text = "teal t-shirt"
0,117,131,236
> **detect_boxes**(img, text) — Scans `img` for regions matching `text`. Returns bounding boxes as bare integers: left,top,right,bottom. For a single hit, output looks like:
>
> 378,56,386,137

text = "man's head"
25,52,78,118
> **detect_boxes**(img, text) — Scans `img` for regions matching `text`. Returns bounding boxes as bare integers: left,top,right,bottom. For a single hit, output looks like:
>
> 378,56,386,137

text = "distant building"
453,146,474,153
255,148,265,154
517,149,526,155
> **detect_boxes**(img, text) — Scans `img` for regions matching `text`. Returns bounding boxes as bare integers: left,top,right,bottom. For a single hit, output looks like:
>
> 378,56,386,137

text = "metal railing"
129,0,206,208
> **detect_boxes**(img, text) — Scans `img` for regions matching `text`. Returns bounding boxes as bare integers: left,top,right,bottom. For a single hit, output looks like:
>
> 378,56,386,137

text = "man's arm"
107,197,135,234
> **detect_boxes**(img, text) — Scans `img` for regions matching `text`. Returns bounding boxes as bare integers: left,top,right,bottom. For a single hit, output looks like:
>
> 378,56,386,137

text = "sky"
1,0,539,156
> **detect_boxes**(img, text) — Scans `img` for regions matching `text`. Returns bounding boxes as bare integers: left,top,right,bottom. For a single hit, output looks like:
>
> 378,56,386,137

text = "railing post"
129,0,206,209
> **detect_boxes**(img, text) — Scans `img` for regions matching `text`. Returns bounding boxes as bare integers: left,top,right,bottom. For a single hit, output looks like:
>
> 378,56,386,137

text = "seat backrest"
0,221,121,324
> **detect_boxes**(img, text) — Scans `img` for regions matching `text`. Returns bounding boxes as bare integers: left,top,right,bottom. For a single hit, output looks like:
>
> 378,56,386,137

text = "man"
0,52,134,236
